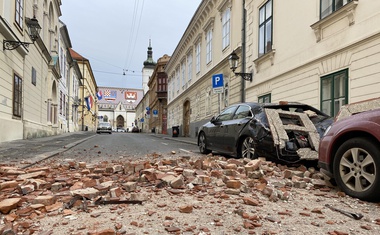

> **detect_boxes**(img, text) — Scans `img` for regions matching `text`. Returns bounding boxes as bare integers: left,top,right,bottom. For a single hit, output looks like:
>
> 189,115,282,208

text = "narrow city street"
0,132,379,234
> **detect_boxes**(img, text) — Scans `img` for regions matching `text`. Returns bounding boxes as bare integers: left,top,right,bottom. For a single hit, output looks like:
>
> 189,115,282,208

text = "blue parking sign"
212,74,223,88
212,74,224,93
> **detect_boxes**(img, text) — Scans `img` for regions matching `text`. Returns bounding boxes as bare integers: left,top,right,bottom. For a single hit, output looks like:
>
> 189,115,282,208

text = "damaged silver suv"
198,101,333,163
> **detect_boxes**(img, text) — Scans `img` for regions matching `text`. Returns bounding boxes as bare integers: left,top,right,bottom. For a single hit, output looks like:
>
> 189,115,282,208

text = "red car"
318,107,380,201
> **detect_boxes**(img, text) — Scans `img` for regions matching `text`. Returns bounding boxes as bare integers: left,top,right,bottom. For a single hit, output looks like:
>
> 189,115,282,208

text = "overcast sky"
60,0,201,89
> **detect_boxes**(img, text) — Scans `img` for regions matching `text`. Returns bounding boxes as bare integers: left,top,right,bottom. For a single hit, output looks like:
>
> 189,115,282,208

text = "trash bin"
172,126,179,137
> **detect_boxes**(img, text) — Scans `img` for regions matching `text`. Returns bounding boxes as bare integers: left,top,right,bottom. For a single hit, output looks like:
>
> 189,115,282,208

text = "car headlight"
323,125,332,137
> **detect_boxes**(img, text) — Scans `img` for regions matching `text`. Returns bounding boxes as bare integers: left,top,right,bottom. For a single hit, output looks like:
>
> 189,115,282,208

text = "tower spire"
144,39,156,67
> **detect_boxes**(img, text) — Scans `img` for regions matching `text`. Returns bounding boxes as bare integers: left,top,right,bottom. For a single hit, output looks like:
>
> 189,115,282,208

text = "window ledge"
310,0,358,42
253,49,276,73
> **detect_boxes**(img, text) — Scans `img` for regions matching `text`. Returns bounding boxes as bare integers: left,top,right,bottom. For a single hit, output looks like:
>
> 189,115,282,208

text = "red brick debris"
0,155,377,234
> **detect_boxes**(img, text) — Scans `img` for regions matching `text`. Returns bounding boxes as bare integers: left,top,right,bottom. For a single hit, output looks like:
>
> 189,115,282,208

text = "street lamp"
228,50,252,82
3,17,41,50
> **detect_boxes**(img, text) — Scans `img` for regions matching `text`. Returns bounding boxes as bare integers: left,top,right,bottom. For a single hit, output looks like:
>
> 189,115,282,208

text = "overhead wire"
124,0,145,71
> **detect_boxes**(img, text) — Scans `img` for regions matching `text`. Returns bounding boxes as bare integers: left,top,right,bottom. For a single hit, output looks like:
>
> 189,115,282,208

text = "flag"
96,90,103,100
125,91,137,103
84,96,93,111
104,90,117,101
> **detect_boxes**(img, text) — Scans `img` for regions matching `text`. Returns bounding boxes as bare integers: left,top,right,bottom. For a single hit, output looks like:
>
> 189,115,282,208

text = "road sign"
212,74,224,93
153,110,158,117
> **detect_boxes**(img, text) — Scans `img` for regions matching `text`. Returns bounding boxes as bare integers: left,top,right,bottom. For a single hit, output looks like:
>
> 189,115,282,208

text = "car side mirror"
210,116,216,123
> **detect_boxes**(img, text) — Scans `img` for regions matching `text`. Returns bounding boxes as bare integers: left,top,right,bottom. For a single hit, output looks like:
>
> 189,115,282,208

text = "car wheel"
239,136,257,159
333,137,380,201
199,132,211,154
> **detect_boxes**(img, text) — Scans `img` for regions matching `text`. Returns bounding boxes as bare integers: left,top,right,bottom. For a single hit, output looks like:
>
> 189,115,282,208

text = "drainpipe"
241,0,247,103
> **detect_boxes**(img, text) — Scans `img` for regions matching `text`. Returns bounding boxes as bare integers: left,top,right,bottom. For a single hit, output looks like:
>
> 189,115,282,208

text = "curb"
23,134,97,169
150,134,198,146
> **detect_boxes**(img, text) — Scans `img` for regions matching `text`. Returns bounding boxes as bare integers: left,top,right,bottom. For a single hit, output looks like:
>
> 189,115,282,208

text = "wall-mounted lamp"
3,17,41,51
228,50,252,82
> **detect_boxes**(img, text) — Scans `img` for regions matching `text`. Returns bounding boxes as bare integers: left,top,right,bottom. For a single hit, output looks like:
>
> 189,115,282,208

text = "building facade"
97,87,143,131
166,0,380,138
0,0,66,142
244,0,380,117
148,54,169,134
166,0,243,138
69,49,98,132
135,42,156,132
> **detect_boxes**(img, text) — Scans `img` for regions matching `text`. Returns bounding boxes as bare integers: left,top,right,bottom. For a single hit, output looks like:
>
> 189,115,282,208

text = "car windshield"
99,123,109,127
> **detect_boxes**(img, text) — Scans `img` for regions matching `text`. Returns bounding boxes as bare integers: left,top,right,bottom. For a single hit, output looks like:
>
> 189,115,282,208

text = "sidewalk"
0,131,97,167
0,131,197,168
150,133,198,146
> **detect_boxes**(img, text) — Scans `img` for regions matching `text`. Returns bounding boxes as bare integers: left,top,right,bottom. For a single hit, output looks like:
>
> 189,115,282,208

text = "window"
233,105,252,120
222,8,231,49
15,0,24,28
320,0,353,19
187,53,192,82
59,91,63,115
217,106,236,121
206,29,213,64
258,94,271,103
196,42,201,73
176,68,180,92
259,0,272,57
157,74,167,92
13,74,22,117
171,77,175,99
181,60,186,88
31,67,37,86
321,69,348,116
64,94,67,117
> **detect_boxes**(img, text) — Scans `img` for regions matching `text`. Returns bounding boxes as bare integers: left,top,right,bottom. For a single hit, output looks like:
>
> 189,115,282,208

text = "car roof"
229,102,330,117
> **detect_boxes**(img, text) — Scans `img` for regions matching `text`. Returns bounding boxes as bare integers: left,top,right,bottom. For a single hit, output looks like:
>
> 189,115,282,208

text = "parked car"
198,102,333,163
117,127,126,132
131,126,140,133
97,122,112,134
319,105,380,201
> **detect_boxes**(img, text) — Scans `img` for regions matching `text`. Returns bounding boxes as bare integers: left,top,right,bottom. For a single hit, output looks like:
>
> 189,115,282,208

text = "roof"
69,48,88,61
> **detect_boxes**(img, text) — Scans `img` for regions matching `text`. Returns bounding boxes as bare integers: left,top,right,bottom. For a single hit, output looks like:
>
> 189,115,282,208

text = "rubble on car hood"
264,108,332,161
335,97,380,122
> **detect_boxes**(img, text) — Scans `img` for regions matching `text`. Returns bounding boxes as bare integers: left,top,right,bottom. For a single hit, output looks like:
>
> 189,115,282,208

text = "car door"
208,105,238,152
222,104,253,153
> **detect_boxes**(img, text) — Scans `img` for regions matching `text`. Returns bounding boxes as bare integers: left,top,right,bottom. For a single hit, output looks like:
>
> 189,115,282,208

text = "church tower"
142,39,156,94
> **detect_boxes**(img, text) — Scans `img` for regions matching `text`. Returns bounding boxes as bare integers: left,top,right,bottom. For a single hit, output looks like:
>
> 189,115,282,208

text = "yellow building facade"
166,0,380,138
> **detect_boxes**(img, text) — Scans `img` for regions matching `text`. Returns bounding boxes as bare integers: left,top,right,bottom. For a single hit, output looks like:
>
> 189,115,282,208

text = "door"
210,105,238,151
162,113,167,134
183,100,190,137
223,105,252,152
